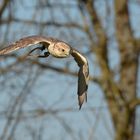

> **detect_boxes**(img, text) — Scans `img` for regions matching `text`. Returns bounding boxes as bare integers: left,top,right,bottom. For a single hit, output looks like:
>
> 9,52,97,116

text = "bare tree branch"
0,0,10,18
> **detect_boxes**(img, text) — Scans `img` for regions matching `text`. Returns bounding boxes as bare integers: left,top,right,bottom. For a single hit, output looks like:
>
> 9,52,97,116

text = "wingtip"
78,92,87,110
79,105,82,110
85,93,87,102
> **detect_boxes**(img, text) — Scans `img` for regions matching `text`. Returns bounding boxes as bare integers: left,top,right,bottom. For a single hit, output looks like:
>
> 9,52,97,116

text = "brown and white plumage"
0,35,89,109
71,49,89,109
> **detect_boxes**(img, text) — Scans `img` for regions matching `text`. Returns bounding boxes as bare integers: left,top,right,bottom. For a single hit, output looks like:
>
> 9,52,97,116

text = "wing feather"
0,35,56,55
71,49,89,109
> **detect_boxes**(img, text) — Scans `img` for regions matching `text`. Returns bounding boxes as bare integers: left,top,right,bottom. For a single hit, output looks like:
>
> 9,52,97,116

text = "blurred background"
0,0,140,140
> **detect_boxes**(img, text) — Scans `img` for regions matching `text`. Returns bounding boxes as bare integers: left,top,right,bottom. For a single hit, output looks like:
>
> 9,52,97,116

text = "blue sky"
0,0,140,140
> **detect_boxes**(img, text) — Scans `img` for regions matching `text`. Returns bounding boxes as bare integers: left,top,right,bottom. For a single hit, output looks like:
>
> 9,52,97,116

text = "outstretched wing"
71,49,89,109
0,35,55,55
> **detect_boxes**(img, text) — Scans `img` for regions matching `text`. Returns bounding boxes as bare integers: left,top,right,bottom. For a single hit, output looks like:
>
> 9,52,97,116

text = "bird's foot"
38,52,50,58
28,45,45,55
27,45,50,58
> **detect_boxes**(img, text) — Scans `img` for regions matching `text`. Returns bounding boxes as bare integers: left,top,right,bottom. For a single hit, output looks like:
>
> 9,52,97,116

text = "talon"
37,52,50,58
27,46,46,56
44,52,50,57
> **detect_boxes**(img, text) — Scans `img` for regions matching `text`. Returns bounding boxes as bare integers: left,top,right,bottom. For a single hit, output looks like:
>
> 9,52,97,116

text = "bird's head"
48,41,72,58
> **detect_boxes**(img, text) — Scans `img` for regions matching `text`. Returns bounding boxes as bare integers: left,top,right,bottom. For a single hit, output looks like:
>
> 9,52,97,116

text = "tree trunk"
114,0,138,139
85,0,138,139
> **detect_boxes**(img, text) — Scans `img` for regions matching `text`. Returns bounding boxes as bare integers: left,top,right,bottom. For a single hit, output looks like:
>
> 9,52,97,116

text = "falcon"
0,35,89,109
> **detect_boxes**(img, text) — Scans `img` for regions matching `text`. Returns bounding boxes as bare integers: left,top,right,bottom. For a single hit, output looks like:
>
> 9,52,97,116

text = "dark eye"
62,49,65,52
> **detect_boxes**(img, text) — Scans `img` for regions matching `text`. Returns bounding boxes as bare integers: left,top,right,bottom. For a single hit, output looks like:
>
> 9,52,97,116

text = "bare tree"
0,0,140,140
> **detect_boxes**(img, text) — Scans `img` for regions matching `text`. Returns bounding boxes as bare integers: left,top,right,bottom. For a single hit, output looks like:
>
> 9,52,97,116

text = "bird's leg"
27,45,50,58
38,52,50,58
28,45,45,56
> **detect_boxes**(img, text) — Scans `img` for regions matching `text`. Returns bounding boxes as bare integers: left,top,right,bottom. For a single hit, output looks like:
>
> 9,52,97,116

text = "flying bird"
0,35,89,109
